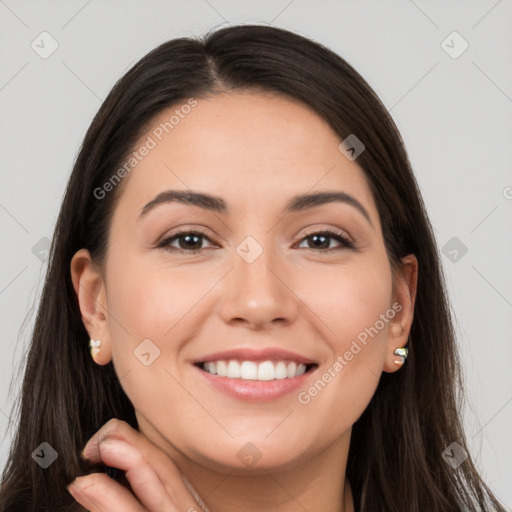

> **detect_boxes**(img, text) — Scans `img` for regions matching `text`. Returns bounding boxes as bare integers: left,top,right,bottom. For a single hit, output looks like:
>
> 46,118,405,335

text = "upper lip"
192,347,318,365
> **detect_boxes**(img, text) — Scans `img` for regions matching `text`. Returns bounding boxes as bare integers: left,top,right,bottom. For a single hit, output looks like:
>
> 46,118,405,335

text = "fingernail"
81,440,93,459
82,431,104,459
80,444,88,459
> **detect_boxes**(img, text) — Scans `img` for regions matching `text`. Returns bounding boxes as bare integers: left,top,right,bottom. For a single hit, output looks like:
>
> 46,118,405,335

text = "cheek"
106,270,189,342
302,253,393,349
104,254,223,366
294,253,393,409
102,259,208,416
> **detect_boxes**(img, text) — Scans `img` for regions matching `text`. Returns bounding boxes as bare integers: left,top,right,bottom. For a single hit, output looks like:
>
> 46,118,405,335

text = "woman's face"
74,91,416,473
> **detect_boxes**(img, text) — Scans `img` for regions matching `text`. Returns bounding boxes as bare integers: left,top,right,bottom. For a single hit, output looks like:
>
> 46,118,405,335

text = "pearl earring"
89,339,101,357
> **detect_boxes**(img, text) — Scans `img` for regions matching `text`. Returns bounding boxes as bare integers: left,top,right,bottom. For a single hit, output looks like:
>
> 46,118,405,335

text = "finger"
83,419,198,505
67,473,147,512
93,437,188,511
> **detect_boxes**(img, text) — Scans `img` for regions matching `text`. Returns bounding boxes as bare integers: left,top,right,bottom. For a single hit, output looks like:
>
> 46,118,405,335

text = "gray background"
1,0,511,507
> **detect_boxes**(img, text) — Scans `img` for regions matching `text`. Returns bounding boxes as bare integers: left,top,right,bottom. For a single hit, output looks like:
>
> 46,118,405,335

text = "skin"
70,91,418,512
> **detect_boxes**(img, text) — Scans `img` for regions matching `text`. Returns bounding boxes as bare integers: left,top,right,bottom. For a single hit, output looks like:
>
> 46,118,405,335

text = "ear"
383,253,418,373
70,248,112,365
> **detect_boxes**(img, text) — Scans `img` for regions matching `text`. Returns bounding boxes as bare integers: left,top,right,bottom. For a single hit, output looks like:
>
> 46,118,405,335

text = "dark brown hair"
0,24,506,512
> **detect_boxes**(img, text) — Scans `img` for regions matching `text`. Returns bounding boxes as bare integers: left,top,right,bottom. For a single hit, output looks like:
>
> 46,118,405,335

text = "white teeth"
296,363,306,376
201,360,310,380
240,361,258,379
227,360,241,378
204,362,217,375
216,361,227,377
258,361,275,380
275,361,288,379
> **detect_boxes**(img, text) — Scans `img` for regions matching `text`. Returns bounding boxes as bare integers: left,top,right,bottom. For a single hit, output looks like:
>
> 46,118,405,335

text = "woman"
0,24,507,512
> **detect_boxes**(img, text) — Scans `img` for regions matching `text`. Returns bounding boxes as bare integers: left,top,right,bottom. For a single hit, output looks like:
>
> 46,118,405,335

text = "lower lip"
193,364,317,402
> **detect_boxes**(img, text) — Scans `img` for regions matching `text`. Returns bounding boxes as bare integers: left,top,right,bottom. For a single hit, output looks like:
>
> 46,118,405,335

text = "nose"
217,242,300,330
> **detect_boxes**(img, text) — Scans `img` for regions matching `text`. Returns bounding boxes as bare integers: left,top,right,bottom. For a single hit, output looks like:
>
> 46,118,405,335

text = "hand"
66,418,207,512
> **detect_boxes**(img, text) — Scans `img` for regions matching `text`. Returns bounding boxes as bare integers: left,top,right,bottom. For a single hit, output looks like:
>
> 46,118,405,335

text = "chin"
188,438,312,474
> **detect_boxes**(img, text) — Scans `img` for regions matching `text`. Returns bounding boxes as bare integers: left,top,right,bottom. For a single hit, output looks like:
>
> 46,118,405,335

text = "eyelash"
156,228,355,254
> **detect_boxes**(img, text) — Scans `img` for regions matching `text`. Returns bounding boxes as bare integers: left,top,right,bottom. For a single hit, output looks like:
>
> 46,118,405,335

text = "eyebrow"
139,189,373,226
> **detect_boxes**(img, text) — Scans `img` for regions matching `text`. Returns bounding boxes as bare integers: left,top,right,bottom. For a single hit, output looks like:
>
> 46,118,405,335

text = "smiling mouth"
194,360,318,381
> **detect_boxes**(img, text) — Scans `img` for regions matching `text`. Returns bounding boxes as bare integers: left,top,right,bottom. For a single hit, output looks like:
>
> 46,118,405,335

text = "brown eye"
297,230,355,251
157,230,216,253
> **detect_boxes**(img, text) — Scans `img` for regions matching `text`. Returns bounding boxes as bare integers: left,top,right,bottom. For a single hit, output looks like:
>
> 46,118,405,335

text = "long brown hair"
0,24,507,512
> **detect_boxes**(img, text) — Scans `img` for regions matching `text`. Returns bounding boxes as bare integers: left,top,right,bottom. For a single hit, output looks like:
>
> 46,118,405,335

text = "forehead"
113,92,378,222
